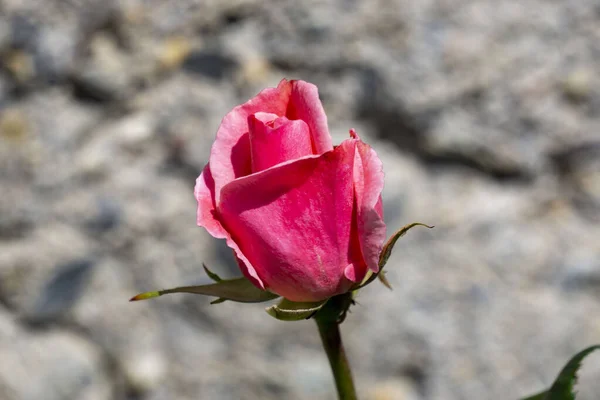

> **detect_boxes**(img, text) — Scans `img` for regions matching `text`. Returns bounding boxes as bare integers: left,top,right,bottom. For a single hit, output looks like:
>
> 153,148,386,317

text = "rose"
195,79,386,302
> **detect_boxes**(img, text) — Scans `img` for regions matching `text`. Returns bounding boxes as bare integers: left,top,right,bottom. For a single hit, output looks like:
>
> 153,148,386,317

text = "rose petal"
353,138,387,273
286,80,333,155
194,163,265,289
233,255,266,291
252,112,279,125
210,80,293,203
218,141,359,302
375,196,384,219
194,164,226,238
343,191,370,283
344,264,358,282
249,115,313,172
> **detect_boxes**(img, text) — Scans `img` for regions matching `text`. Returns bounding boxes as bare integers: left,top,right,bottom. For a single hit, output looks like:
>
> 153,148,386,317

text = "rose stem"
314,294,358,400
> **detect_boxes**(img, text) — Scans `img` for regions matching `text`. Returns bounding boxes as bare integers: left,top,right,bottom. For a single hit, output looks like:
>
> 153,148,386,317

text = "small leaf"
358,222,433,289
203,263,223,282
379,222,434,268
377,271,392,289
520,345,600,400
130,277,279,303
266,298,328,321
210,298,227,305
130,291,161,301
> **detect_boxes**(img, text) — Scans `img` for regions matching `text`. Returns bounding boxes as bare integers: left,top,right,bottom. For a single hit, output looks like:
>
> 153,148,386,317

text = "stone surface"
0,307,111,400
1,0,600,399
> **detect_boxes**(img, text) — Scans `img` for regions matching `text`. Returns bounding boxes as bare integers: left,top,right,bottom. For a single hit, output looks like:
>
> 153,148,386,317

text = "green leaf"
266,298,328,321
130,277,280,303
358,222,434,289
379,222,434,268
203,263,223,282
520,345,600,400
129,291,160,301
377,270,392,290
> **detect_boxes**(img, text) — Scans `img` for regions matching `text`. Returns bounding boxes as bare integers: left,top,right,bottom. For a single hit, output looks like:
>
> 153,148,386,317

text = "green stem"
314,294,358,400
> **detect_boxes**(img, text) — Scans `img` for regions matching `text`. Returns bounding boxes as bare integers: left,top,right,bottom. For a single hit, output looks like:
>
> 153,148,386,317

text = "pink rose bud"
195,79,386,302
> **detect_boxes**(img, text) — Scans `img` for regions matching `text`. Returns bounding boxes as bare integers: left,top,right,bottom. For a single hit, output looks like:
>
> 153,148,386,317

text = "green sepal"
520,345,600,400
377,271,392,290
379,222,434,268
266,298,328,321
358,222,433,289
203,263,223,282
130,277,280,304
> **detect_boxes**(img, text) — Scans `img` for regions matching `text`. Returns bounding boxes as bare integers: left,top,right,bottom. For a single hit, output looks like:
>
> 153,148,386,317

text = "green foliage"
266,298,328,321
520,345,600,400
358,222,434,289
130,275,279,304
203,263,223,282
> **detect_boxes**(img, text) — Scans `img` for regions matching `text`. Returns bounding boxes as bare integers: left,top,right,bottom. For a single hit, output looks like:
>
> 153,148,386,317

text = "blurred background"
1,0,599,399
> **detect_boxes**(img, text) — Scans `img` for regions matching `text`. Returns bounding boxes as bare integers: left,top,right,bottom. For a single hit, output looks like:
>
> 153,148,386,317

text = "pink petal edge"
194,163,265,289
209,79,293,203
287,80,333,155
354,138,387,273
248,115,313,172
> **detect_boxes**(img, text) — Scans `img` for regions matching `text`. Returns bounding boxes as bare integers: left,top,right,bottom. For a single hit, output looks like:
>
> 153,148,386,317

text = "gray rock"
552,142,600,221
0,313,111,400
0,223,93,315
25,259,95,325
182,49,239,80
34,25,79,83
85,197,122,233
71,33,134,102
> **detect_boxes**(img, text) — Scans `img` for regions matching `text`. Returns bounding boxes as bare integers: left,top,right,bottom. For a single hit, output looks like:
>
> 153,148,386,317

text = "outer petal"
374,196,384,219
194,163,265,289
218,141,359,302
343,198,369,283
353,139,387,273
210,79,293,203
194,163,227,238
286,80,333,155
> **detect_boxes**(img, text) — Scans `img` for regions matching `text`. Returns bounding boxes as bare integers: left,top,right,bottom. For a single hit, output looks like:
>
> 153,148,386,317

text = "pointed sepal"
130,277,279,303
379,222,434,269
130,291,160,301
520,344,600,400
358,222,433,289
377,271,392,289
203,263,223,282
266,298,328,321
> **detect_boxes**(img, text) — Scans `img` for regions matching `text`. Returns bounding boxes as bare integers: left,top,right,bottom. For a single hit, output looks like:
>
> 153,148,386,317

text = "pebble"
113,113,156,151
368,378,421,400
122,351,167,394
71,33,132,101
25,259,96,324
157,36,192,71
562,69,593,103
0,108,29,142
0,329,110,400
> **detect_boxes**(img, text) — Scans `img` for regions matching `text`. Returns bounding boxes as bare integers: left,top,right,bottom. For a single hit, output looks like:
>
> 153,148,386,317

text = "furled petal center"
248,112,313,173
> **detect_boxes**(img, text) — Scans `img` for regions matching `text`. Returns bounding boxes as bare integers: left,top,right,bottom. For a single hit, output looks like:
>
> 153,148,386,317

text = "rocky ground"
1,0,600,399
